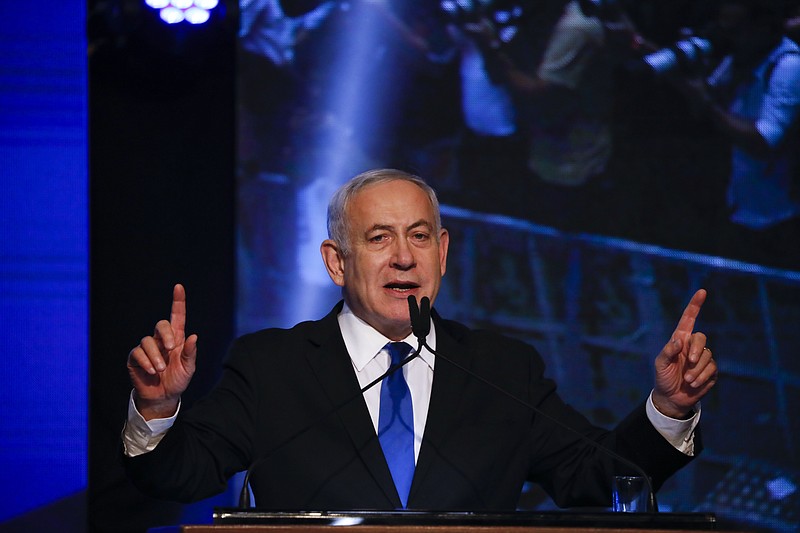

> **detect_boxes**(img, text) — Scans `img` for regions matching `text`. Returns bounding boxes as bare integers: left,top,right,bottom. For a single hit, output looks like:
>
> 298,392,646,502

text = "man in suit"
123,168,718,509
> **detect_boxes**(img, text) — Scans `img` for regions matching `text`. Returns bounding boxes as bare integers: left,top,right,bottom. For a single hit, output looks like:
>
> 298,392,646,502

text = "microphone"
405,295,659,512
237,304,424,508
407,295,431,344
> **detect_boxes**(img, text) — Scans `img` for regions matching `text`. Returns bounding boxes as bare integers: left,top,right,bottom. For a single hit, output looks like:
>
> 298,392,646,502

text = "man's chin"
375,311,415,340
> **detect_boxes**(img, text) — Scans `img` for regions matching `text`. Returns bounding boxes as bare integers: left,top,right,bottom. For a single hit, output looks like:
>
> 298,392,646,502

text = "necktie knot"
387,342,413,366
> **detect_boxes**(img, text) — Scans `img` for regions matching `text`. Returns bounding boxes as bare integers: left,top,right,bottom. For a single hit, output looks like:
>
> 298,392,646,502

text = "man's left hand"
652,289,718,419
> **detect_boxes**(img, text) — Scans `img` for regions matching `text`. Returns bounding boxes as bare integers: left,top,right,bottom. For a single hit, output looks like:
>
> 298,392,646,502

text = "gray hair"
326,169,443,256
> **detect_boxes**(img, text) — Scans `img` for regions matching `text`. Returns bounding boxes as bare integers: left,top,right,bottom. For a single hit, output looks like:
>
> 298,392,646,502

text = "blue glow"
0,0,87,522
766,477,797,501
457,0,472,12
495,11,510,23
499,26,517,43
441,1,457,15
290,4,397,324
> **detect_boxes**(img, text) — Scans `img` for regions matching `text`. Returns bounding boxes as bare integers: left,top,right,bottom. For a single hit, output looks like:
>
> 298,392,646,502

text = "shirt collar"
337,301,436,372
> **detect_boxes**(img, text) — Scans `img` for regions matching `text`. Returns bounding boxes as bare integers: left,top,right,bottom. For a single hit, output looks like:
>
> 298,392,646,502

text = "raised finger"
672,289,707,340
170,283,187,339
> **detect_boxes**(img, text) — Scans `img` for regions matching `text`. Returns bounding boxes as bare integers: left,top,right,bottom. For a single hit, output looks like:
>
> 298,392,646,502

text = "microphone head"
408,295,429,342
417,296,431,340
407,295,420,327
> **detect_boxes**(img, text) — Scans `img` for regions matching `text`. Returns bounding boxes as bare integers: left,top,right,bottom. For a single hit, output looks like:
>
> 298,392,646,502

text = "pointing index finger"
672,289,707,340
170,283,187,338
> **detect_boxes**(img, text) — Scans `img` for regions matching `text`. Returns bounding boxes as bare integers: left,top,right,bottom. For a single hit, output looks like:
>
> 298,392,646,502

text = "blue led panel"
0,0,88,522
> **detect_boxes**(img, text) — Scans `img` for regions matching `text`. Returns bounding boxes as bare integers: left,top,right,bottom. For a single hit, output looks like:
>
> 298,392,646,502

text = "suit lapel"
408,314,472,505
303,303,401,507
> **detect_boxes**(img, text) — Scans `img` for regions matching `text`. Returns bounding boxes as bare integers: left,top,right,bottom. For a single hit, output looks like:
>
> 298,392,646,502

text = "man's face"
321,179,449,340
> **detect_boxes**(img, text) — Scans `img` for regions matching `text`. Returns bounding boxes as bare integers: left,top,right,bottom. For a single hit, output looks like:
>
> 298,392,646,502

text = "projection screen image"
235,0,799,530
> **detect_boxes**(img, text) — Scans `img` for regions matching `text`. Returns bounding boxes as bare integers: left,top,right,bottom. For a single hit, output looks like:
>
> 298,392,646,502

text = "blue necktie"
378,342,415,508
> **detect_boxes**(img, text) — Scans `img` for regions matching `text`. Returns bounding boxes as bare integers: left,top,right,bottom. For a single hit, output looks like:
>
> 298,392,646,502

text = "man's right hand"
127,283,197,421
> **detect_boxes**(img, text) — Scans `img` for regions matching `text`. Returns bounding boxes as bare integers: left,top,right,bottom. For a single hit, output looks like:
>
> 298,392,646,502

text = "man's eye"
412,232,429,241
369,234,387,243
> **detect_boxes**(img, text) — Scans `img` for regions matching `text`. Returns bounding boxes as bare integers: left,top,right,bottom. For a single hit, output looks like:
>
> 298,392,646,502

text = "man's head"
321,169,449,340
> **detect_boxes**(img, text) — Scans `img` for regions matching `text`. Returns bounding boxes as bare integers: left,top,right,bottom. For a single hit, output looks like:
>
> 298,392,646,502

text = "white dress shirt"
337,303,435,463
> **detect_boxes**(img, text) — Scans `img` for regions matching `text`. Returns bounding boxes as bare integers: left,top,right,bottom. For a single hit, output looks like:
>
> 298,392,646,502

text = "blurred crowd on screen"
237,0,800,271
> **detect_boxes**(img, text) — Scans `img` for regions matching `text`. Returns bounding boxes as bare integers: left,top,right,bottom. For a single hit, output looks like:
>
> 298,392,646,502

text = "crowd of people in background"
237,0,800,271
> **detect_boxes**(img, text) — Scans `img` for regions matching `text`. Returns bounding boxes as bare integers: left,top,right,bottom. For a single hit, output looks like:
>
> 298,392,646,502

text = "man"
675,0,800,268
124,168,717,509
464,1,640,229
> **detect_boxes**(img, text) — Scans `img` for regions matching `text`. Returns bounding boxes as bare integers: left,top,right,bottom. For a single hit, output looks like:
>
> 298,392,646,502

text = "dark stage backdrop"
87,1,237,532
85,0,800,532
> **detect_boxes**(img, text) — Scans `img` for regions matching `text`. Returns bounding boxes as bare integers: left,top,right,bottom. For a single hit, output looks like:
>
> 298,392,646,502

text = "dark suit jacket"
125,302,698,509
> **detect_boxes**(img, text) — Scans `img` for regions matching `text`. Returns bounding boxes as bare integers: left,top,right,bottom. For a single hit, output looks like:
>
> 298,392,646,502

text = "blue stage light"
184,6,210,24
160,6,185,23
144,0,218,25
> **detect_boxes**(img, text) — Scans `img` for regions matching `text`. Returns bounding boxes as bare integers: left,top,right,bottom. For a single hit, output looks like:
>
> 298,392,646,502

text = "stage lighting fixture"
194,0,219,9
144,0,219,25
184,6,210,24
160,6,185,23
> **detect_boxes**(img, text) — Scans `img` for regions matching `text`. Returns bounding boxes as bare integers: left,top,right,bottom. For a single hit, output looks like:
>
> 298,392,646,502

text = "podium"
150,509,732,533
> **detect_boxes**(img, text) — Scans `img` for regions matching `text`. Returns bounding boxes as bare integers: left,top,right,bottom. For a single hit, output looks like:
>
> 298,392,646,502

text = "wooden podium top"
155,527,732,533
149,509,747,533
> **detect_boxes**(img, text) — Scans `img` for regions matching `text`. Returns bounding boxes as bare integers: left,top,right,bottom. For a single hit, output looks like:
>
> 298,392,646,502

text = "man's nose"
390,239,416,270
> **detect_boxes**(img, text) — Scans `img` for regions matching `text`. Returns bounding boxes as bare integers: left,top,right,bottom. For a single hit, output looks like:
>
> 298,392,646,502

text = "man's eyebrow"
367,224,395,233
366,220,432,233
407,220,432,231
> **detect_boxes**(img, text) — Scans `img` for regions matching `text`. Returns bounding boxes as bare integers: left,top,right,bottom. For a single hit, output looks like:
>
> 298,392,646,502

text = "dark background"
87,2,237,531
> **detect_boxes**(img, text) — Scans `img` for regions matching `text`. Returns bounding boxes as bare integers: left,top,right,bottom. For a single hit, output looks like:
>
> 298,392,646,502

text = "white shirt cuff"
121,390,180,457
645,391,701,456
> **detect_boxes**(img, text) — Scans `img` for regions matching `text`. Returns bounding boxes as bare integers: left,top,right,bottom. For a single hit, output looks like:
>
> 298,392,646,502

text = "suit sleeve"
122,335,260,503
513,335,699,507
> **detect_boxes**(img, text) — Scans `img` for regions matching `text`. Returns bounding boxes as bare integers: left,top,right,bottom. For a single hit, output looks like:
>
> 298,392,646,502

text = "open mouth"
384,282,420,293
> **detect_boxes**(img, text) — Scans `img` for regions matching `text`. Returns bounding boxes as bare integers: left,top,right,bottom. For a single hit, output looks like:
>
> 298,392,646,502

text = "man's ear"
438,228,450,277
320,239,345,287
